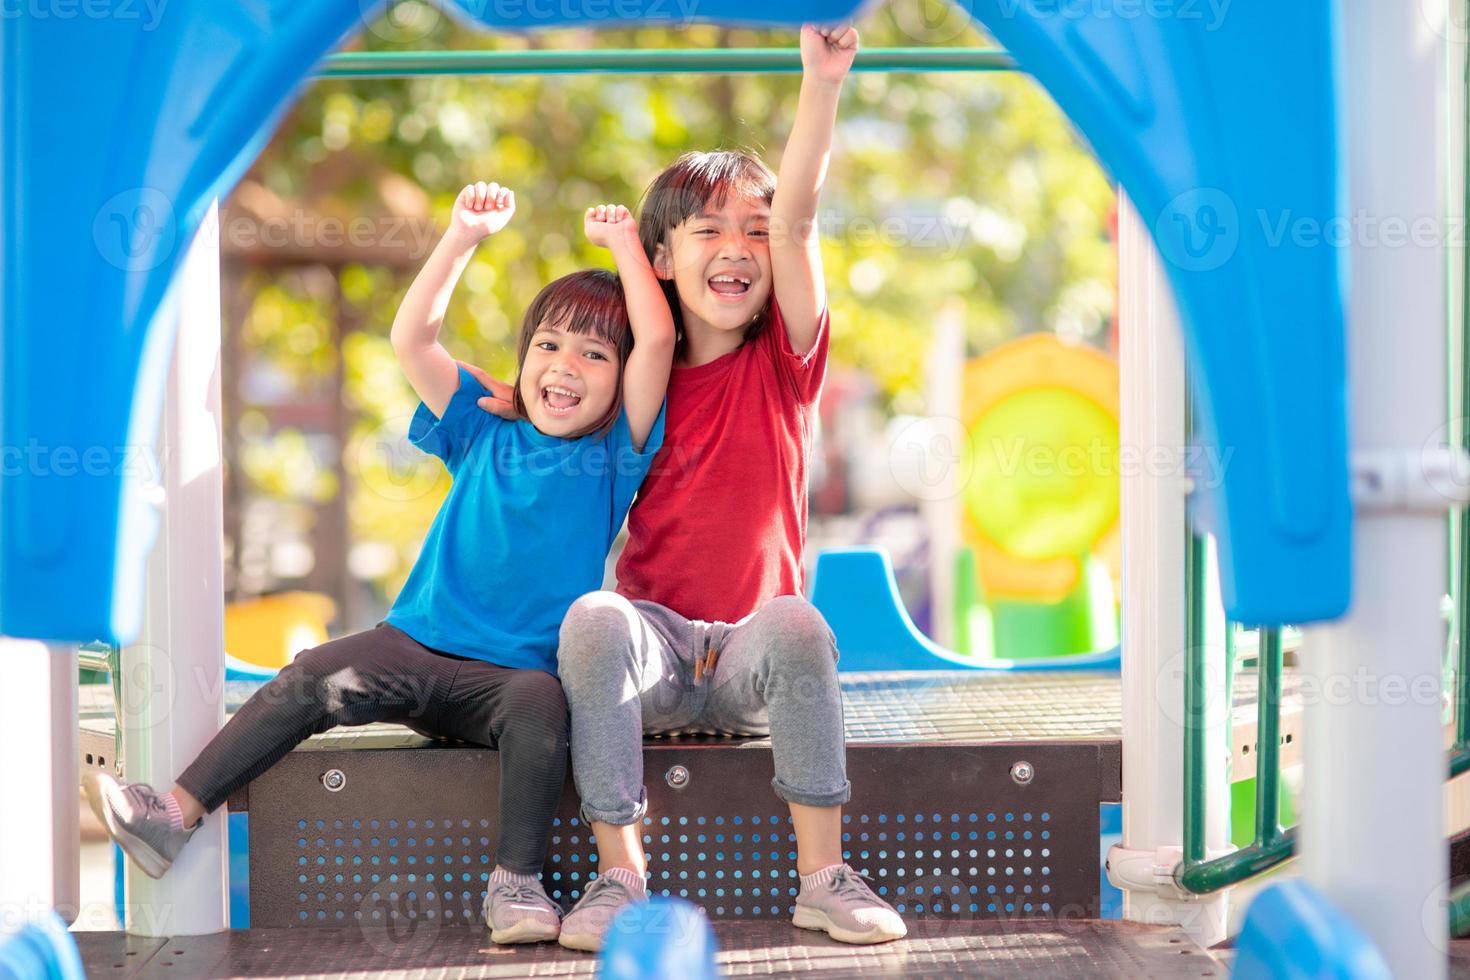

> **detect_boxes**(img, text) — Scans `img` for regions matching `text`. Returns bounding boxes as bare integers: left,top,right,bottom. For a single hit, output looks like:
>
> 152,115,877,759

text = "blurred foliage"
228,1,1116,605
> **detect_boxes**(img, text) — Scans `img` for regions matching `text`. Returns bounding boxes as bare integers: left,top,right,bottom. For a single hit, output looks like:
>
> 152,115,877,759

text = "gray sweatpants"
556,592,850,825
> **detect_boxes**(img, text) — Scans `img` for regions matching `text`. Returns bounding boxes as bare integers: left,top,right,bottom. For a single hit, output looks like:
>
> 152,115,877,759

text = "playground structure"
953,333,1122,661
3,2,1468,978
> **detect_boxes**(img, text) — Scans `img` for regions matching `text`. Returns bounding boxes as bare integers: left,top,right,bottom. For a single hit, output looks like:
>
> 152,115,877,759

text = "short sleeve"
408,365,497,472
762,300,830,406
606,399,667,524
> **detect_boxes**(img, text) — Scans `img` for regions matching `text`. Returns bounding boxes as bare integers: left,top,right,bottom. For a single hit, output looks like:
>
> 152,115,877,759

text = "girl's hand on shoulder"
584,204,637,250
458,361,519,419
800,23,858,85
452,182,515,242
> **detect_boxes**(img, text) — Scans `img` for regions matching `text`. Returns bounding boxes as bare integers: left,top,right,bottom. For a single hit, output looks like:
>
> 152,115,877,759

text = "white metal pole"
924,302,965,647
0,639,79,926
1108,194,1228,945
1297,4,1450,976
119,200,229,936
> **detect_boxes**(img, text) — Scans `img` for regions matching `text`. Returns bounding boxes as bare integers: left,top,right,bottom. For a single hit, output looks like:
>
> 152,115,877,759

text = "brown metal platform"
76,669,1314,931
74,919,1228,978
78,668,1301,779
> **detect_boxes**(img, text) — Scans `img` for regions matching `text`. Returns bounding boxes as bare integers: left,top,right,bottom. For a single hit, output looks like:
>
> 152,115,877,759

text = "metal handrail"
1178,623,1294,894
318,47,1019,79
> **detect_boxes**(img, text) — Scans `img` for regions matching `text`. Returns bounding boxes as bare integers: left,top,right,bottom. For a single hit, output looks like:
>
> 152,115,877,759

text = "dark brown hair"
637,150,777,351
512,269,632,439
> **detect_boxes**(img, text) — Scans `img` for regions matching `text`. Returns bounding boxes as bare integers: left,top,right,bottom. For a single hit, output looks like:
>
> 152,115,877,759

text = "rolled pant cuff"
579,792,648,827
771,777,851,809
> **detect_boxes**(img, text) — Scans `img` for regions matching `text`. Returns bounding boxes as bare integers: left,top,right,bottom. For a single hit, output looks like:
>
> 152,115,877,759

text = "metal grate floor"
74,920,1228,979
81,668,1303,749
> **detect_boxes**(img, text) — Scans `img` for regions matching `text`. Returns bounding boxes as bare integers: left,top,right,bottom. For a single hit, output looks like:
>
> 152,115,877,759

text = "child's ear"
653,242,674,280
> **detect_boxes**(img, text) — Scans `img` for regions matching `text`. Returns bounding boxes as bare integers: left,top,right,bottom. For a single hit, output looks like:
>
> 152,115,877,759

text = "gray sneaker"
792,864,907,944
558,872,646,952
482,875,561,944
82,772,197,879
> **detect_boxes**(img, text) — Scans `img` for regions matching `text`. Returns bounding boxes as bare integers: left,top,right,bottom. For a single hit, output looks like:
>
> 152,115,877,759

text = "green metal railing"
318,47,1019,79
1172,32,1470,911
1442,40,1470,928
1177,531,1296,894
1451,161,1470,778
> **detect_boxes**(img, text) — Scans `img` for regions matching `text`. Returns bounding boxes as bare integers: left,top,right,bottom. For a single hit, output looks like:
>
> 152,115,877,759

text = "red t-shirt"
615,302,829,623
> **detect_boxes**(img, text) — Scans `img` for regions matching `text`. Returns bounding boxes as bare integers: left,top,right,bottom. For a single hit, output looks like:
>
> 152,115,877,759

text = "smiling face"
637,151,779,354
655,196,774,339
517,322,621,438
511,270,632,440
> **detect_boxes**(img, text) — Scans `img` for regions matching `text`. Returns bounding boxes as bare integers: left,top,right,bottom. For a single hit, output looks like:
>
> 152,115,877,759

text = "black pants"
175,623,569,874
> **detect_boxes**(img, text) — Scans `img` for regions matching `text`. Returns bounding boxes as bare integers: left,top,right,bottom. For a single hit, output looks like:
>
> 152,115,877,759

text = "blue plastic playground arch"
0,2,1348,643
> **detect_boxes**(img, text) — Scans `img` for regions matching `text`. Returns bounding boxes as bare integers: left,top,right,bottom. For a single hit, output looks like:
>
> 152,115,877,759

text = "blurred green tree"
222,4,1115,621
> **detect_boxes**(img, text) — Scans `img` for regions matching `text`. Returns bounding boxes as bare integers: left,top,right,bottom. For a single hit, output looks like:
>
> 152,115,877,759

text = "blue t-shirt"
386,366,665,674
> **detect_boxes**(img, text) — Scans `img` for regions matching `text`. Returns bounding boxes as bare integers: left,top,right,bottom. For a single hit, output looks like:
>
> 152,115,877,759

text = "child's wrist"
801,71,846,92
606,231,645,258
444,222,487,250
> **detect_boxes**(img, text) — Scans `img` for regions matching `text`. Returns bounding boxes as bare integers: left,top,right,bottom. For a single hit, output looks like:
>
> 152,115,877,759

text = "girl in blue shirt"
84,183,675,947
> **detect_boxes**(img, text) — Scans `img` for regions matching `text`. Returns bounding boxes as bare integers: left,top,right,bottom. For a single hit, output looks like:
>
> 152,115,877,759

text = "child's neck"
679,311,747,368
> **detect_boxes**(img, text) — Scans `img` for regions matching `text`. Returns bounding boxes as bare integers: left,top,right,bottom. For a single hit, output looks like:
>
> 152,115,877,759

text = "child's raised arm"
390,182,515,419
585,204,675,451
770,24,858,354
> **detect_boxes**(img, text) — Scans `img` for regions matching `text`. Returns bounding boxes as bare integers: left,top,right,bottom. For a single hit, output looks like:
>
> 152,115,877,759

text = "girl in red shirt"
472,25,906,952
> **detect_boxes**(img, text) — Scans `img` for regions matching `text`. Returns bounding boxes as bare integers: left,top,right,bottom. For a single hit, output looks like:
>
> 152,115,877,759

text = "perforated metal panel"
551,804,1068,919
248,739,1108,928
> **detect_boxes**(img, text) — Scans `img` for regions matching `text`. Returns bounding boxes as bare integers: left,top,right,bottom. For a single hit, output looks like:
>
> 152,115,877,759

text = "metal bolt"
665,765,690,789
322,768,347,792
1010,761,1035,786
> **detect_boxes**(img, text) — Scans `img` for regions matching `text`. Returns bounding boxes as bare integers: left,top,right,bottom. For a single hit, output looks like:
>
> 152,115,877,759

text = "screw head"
1010,761,1035,786
322,768,347,792
666,765,690,789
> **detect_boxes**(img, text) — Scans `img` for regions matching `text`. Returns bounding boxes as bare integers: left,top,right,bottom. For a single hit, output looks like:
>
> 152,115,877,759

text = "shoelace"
114,782,164,824
142,790,170,821
578,875,635,910
493,882,552,909
825,866,878,903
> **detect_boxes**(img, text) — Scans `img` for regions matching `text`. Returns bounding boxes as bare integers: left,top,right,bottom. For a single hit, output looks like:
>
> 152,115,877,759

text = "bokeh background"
219,0,1116,636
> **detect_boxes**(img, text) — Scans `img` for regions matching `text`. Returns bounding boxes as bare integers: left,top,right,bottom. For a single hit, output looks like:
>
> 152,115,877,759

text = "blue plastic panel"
963,2,1350,624
0,0,863,644
1234,880,1391,980
599,897,719,980
811,548,1120,672
0,913,85,980
1,1,1349,642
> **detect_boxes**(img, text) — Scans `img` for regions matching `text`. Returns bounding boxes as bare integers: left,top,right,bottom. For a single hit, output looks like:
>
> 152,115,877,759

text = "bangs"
521,269,631,360
639,150,777,249
532,278,628,354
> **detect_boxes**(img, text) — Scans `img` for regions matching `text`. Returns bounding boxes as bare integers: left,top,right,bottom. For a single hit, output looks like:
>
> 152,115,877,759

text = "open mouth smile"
541,385,582,417
708,273,752,301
